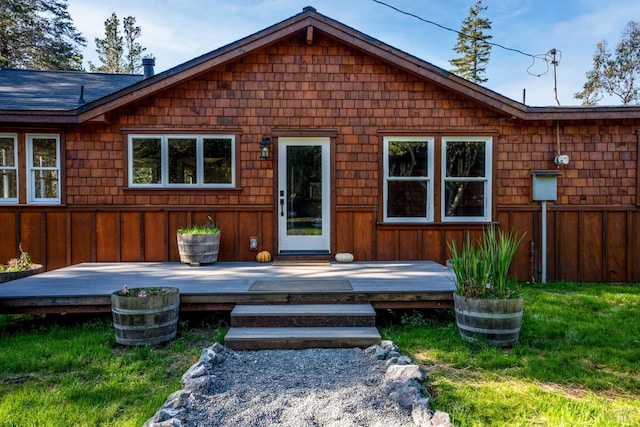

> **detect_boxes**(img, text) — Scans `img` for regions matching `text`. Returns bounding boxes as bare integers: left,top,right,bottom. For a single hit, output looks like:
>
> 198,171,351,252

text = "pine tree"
574,21,640,105
0,0,86,70
89,12,148,74
449,0,493,84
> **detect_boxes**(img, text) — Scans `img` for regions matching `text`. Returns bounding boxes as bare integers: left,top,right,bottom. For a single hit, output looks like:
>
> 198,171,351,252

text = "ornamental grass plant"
448,225,523,299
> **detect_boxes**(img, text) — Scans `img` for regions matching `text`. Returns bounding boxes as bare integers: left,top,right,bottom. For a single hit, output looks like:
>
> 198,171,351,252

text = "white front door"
278,137,330,254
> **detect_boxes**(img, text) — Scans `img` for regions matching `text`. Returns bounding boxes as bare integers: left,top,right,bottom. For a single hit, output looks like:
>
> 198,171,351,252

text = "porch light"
259,136,271,160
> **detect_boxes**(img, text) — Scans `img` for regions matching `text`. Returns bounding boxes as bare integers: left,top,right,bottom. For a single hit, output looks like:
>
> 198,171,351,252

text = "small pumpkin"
256,251,272,263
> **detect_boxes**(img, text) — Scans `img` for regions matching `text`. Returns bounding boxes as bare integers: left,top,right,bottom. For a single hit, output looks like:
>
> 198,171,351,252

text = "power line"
371,0,558,77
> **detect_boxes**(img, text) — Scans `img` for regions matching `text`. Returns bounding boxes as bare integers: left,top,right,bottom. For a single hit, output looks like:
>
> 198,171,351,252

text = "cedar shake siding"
0,8,638,282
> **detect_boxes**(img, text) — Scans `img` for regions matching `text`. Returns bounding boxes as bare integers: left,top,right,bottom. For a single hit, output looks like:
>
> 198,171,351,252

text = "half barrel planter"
176,232,221,266
0,264,43,283
453,293,524,347
111,287,180,345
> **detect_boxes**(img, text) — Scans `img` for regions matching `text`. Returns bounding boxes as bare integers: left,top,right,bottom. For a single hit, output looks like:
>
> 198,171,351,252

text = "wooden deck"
0,261,455,314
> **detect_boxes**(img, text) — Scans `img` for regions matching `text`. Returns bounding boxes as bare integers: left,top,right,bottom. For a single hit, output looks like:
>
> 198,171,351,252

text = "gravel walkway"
174,347,416,426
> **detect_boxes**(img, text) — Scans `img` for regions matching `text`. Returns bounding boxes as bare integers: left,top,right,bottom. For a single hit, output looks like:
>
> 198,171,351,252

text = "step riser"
231,315,376,328
225,337,379,351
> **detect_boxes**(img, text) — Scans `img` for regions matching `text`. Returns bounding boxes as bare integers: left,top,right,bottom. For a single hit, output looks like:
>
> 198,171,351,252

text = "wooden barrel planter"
111,287,180,346
176,232,220,266
0,264,44,284
453,293,524,347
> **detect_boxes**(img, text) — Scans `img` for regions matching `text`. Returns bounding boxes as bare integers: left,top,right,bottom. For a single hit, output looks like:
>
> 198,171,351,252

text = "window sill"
123,187,243,194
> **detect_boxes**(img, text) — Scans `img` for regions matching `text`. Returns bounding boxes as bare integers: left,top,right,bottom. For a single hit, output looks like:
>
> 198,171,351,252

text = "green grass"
1,283,638,426
0,314,227,427
382,282,640,426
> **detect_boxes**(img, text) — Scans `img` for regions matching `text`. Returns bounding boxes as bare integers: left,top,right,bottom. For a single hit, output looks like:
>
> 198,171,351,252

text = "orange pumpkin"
256,251,271,263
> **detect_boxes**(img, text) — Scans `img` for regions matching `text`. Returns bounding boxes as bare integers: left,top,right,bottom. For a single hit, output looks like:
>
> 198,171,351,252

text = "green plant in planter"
114,284,176,297
176,216,221,266
177,216,220,235
448,225,524,299
0,245,35,273
448,225,525,346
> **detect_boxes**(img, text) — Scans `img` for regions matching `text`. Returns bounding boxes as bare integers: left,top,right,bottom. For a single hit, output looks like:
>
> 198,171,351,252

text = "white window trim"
26,134,60,204
128,134,236,188
441,136,492,222
0,133,18,204
383,136,434,223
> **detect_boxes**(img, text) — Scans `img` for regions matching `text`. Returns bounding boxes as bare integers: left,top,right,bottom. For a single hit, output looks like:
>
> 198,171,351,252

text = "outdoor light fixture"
259,136,271,160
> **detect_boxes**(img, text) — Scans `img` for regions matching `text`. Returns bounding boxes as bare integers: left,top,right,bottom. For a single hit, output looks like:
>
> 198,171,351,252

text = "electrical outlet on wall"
249,236,258,250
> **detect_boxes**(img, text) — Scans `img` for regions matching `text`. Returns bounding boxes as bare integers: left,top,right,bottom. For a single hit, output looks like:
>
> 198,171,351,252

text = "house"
0,7,638,283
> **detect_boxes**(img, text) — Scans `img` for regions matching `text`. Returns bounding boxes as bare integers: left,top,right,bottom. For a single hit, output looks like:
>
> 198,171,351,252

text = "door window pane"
286,145,322,236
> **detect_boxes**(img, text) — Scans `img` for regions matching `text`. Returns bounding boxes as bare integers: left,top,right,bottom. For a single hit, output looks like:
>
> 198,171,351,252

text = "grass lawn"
382,282,640,426
1,282,638,426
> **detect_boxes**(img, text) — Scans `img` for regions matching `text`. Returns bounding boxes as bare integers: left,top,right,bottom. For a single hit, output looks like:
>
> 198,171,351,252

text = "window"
383,136,434,222
0,134,18,203
442,136,492,221
128,135,235,188
27,134,60,204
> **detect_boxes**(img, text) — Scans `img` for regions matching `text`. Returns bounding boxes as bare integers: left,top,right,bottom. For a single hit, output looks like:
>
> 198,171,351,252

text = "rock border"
144,341,451,427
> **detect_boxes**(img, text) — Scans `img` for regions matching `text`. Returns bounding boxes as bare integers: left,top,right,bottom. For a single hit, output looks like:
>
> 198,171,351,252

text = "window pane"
445,141,485,177
32,138,57,167
0,170,17,199
132,138,161,184
0,138,16,166
387,181,427,218
168,138,197,184
33,170,58,199
444,181,485,217
388,141,429,177
203,138,232,184
0,137,17,200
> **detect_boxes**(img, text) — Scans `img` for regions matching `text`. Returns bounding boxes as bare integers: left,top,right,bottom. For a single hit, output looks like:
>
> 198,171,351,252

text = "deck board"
0,261,455,314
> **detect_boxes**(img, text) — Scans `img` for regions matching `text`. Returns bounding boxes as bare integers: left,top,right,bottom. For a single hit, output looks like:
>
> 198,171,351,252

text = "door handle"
280,198,285,216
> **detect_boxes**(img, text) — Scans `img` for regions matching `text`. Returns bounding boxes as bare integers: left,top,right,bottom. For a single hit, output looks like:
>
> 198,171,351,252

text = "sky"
67,0,640,107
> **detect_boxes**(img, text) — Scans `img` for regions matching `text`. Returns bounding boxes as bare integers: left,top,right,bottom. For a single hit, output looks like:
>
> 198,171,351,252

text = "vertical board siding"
0,206,637,282
45,212,66,270
70,212,94,264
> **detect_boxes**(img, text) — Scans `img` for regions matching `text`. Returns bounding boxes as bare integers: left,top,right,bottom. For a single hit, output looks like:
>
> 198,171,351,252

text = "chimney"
142,57,155,78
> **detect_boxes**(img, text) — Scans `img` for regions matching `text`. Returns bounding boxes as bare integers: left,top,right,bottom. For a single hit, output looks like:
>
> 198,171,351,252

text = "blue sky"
68,0,640,106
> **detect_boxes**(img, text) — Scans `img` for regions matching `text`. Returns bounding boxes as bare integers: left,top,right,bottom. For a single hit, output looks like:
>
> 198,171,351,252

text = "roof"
0,68,142,111
1,7,639,124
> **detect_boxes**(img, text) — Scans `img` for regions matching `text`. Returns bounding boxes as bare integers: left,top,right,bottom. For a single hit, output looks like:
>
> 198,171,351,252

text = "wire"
371,0,559,77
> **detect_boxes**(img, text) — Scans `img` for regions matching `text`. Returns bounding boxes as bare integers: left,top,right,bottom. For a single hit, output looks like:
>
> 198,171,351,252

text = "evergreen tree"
0,0,86,70
449,0,493,84
574,21,640,105
89,12,147,74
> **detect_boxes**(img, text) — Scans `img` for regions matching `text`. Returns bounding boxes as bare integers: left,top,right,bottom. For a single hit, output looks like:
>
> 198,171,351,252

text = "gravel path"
177,347,416,426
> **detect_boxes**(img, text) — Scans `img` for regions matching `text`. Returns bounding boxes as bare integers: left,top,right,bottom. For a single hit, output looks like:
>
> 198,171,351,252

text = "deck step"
225,303,381,350
230,304,376,327
224,327,381,350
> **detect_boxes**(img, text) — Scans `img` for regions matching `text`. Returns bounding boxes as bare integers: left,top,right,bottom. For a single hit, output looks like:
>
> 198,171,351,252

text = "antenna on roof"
78,85,86,105
550,49,561,106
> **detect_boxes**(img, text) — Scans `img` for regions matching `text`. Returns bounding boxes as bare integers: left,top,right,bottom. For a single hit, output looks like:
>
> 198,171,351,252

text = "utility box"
531,170,561,201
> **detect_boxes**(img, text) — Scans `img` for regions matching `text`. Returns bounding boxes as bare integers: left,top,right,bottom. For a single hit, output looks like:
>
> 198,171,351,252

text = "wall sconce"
259,136,271,160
